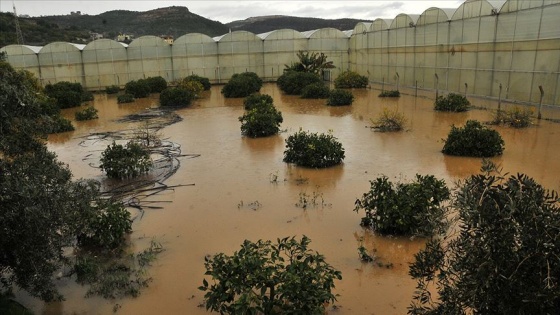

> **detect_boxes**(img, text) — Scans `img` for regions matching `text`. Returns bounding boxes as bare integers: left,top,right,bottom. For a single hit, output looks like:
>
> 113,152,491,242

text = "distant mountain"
0,6,369,48
226,15,369,34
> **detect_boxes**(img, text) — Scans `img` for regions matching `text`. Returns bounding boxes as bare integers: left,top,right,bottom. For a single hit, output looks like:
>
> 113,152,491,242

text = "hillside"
0,6,369,48
226,15,368,34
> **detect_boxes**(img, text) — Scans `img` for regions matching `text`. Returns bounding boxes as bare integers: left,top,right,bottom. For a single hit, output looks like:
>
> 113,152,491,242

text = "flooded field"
19,83,560,314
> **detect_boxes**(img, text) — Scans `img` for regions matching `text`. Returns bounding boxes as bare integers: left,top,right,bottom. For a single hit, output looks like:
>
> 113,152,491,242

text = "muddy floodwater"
18,83,560,315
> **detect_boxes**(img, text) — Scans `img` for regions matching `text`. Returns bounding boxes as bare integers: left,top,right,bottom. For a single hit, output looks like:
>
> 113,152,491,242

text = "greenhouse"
37,42,85,86
1,0,559,106
82,39,128,89
126,36,173,82
172,33,219,82
260,29,308,81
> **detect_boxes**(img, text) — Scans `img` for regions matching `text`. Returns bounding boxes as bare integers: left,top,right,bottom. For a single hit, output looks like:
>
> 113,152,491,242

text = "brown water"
18,84,560,315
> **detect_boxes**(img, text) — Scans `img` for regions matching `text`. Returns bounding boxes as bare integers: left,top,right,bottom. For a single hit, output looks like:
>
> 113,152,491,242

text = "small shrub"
243,93,273,110
100,141,152,179
491,106,533,128
105,85,120,94
301,82,330,99
283,130,345,168
442,120,504,157
199,236,341,315
75,106,99,121
78,201,132,249
239,104,283,138
434,93,470,112
185,74,211,90
117,94,135,104
176,79,204,98
44,81,85,108
145,76,167,93
378,90,400,97
159,87,195,107
221,72,263,98
46,115,75,133
370,108,407,132
277,71,322,95
125,79,151,98
334,71,368,88
354,174,450,236
327,89,354,106
81,91,94,102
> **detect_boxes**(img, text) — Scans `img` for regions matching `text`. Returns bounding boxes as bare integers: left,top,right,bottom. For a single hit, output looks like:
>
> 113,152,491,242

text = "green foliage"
75,106,99,121
283,130,345,168
334,71,368,88
105,85,120,94
125,79,151,98
221,72,263,98
378,90,401,97
176,79,204,98
370,107,407,132
239,102,283,138
199,236,342,315
301,82,330,99
442,120,505,157
99,141,152,179
159,87,196,107
409,161,560,314
243,93,273,110
46,114,75,133
44,81,86,109
354,175,450,236
434,93,470,112
184,74,211,90
0,293,34,315
491,106,533,128
145,76,167,93
81,91,94,102
284,50,335,75
77,201,132,250
117,93,135,104
277,71,322,95
327,89,354,106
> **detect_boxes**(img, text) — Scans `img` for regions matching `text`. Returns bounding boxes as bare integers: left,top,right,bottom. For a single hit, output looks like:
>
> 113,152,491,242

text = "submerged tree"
200,236,342,315
409,161,560,314
284,50,335,75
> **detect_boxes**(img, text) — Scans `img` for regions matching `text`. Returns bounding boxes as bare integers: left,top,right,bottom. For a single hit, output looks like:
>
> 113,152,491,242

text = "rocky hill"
226,15,368,34
0,6,369,48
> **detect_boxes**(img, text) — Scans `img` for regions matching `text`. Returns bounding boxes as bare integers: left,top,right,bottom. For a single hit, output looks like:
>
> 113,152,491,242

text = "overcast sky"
3,1,465,23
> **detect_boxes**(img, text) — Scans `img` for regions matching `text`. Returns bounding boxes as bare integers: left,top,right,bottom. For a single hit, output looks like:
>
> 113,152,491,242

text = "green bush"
75,106,99,121
200,236,341,315
354,174,450,236
301,82,330,99
159,87,196,107
277,71,322,95
81,91,94,102
105,85,120,94
409,161,560,314
283,130,345,168
370,107,407,132
434,93,470,112
239,103,283,138
125,79,151,98
44,81,85,109
99,141,152,179
185,74,211,90
221,72,263,98
145,76,168,93
378,90,400,97
491,106,533,128
327,89,354,106
177,79,204,98
46,115,75,133
243,93,273,110
77,201,132,249
334,71,368,88
442,120,505,157
117,93,135,104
